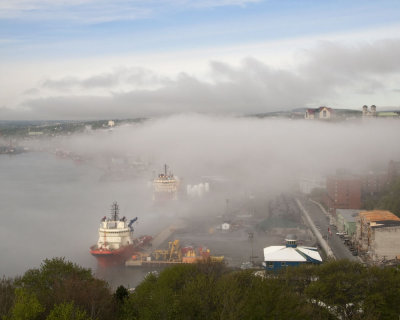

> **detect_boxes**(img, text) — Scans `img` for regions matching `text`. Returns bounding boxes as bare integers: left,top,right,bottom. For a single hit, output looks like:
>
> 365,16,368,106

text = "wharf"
126,219,186,267
127,260,187,267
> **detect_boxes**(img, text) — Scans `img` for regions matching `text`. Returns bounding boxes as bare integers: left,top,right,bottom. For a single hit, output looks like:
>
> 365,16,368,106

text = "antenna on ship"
111,201,119,221
164,164,168,176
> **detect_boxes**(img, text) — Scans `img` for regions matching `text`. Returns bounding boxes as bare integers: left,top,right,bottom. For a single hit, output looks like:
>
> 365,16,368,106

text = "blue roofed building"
263,235,322,271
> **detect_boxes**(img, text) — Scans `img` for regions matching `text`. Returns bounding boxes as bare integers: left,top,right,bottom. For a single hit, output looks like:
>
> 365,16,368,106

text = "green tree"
122,262,331,320
114,286,129,304
362,266,400,319
0,277,15,319
362,177,400,217
376,178,400,216
16,258,114,320
7,288,44,320
215,270,331,320
305,260,367,319
46,302,91,320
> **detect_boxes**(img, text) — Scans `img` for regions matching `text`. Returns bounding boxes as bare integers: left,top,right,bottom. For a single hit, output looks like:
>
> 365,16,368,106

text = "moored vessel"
90,202,151,267
153,164,180,201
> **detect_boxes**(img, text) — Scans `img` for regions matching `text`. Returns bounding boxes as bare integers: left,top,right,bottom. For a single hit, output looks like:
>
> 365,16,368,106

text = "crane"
128,217,138,231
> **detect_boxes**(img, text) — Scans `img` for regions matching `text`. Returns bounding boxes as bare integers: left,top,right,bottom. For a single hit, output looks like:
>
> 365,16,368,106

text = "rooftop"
336,209,360,222
263,245,322,263
359,210,400,223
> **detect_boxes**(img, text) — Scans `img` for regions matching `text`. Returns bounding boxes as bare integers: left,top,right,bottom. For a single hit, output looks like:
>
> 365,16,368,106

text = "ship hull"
90,245,137,267
90,236,152,267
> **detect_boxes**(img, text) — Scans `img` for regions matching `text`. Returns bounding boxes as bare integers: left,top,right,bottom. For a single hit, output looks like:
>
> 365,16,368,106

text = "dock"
126,219,186,267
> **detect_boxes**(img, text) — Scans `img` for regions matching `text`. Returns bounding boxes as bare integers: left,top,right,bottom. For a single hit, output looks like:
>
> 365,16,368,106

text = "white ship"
153,164,180,201
90,202,151,267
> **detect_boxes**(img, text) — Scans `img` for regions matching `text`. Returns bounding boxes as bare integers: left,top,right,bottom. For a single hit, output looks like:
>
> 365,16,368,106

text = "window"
281,262,286,267
267,262,273,268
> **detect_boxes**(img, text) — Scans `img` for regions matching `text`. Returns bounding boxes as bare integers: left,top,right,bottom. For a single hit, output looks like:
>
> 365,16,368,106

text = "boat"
153,164,180,201
90,202,152,267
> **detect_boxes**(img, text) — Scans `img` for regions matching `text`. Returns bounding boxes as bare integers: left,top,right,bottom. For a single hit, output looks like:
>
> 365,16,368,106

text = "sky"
1,0,400,120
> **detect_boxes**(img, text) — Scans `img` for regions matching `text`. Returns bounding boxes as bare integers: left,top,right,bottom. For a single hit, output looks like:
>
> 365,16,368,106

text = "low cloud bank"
2,39,400,120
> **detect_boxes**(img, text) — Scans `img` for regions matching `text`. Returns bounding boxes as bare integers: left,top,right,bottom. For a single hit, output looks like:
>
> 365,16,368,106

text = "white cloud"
1,38,397,120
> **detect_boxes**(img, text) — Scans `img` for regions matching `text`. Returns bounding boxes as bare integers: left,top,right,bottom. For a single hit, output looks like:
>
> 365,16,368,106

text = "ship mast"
111,201,119,221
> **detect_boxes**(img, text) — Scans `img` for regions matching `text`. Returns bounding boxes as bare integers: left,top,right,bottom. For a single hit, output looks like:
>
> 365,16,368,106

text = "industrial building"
356,210,400,262
263,235,322,271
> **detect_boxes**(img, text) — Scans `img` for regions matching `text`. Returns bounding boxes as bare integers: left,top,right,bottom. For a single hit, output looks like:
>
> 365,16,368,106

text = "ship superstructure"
153,164,180,201
90,202,150,267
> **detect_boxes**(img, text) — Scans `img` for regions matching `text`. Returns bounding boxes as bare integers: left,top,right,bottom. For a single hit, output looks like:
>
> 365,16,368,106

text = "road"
296,196,358,261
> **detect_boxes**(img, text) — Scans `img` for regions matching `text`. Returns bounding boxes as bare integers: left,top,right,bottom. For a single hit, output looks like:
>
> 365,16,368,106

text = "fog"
1,115,399,281
56,114,400,186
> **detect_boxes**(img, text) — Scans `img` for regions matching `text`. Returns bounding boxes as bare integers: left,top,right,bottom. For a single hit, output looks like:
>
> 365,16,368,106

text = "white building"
263,235,322,271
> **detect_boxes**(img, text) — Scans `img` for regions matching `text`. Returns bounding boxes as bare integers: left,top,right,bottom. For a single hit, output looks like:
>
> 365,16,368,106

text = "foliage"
363,177,400,217
114,285,129,304
6,288,44,320
5,258,400,320
15,257,114,320
302,260,400,320
376,177,400,216
0,277,15,319
46,302,91,320
123,262,331,320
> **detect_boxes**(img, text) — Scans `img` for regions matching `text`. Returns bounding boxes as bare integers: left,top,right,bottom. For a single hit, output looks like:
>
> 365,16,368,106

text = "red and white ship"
90,202,151,267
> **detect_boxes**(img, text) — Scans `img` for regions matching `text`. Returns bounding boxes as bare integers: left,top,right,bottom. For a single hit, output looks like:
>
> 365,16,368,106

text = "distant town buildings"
362,105,400,119
263,235,322,271
305,106,333,120
361,171,388,197
325,172,362,213
356,210,400,262
362,105,377,118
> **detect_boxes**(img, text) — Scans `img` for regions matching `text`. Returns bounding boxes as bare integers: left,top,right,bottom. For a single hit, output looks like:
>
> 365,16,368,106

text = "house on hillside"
305,106,333,120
